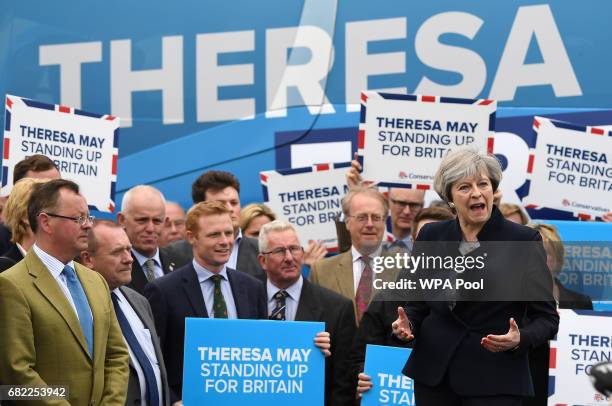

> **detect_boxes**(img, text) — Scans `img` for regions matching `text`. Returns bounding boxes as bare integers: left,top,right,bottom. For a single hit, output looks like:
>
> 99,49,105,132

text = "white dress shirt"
112,289,163,406
350,245,382,294
266,276,303,321
132,248,164,279
192,260,238,319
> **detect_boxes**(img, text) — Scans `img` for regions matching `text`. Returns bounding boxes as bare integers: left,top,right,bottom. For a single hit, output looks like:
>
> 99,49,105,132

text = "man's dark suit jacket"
128,248,174,295
0,224,13,257
119,286,171,406
163,236,263,279
402,207,559,397
349,293,411,380
293,278,357,406
0,243,23,272
144,262,267,404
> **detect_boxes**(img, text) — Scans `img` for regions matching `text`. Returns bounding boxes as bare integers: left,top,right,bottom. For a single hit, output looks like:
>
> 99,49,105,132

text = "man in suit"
80,220,170,406
118,185,174,294
159,202,186,247
310,186,390,322
258,220,357,405
163,170,262,278
145,200,267,405
0,179,129,405
345,155,425,252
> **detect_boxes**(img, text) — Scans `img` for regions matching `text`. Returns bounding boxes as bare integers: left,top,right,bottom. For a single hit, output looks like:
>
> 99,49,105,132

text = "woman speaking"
392,148,559,406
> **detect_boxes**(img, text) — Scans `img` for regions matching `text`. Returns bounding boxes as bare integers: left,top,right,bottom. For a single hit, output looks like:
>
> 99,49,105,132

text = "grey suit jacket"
163,235,263,279
119,286,171,406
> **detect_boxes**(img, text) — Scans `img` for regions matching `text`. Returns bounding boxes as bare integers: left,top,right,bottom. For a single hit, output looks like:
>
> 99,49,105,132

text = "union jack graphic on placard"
358,91,496,190
523,116,611,219
2,94,120,213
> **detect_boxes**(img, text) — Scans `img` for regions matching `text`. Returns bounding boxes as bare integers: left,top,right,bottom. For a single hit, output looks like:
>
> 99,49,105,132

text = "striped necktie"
143,258,156,282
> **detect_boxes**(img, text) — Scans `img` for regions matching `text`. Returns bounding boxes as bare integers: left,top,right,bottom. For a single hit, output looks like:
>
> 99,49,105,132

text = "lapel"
335,251,355,299
295,279,322,321
120,286,153,331
227,268,247,318
130,253,148,292
26,252,91,359
182,264,208,318
158,249,176,273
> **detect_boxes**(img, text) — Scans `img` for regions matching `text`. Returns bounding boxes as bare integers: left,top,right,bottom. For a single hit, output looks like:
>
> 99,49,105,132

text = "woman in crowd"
0,178,47,272
500,202,530,225
391,148,559,406
528,222,592,309
239,203,276,238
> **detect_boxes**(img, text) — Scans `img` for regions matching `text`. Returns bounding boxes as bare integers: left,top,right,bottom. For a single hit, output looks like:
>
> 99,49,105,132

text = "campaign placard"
2,95,119,212
362,345,414,406
261,163,350,251
523,117,612,218
548,309,612,405
544,221,612,304
182,318,325,406
358,92,496,189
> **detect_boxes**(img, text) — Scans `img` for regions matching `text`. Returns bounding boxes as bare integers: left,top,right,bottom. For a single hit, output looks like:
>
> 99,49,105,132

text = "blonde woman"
239,203,276,238
0,178,48,271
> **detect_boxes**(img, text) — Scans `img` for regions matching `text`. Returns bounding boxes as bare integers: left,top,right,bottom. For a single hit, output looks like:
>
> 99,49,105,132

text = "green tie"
211,274,228,319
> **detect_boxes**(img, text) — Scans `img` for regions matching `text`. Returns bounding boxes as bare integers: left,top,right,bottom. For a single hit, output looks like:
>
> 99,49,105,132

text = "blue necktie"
62,265,94,357
111,293,160,406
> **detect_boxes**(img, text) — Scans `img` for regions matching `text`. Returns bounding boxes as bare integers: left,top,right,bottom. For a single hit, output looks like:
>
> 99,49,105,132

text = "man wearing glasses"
346,155,425,252
258,220,356,405
386,188,425,251
144,200,266,406
0,179,129,405
310,186,389,323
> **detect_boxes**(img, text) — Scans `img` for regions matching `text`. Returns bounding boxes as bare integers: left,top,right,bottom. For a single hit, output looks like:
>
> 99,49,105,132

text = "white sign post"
523,116,612,219
358,92,496,189
2,95,119,212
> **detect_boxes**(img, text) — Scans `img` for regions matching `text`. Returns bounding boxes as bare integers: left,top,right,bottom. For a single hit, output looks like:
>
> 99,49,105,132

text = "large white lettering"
196,30,255,122
37,8,582,125
345,18,407,111
489,4,582,101
414,12,486,98
266,25,334,118
110,36,184,127
39,42,102,109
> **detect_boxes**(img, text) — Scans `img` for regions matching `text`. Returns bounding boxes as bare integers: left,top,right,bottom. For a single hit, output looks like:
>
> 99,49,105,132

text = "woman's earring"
448,202,455,209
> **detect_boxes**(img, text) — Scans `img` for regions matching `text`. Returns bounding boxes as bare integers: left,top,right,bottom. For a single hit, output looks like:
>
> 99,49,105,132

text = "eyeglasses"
42,212,96,226
389,199,424,211
262,245,304,258
347,214,386,224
